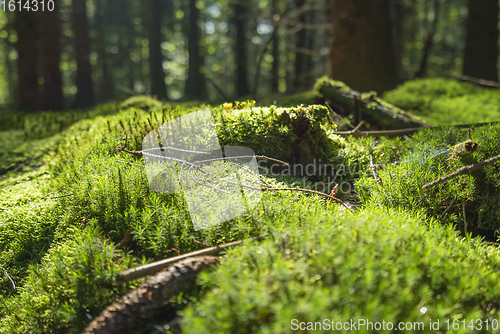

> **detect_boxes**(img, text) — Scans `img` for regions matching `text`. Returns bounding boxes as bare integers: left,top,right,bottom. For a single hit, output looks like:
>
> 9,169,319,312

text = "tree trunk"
329,0,399,94
391,0,404,76
95,0,116,102
71,0,95,109
293,0,307,92
184,0,208,100
462,0,499,82
14,11,39,112
148,0,168,100
414,0,440,79
233,2,250,97
40,1,64,111
270,0,279,93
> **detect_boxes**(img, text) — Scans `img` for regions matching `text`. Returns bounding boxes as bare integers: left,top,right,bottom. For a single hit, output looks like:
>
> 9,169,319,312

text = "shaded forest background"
0,0,498,112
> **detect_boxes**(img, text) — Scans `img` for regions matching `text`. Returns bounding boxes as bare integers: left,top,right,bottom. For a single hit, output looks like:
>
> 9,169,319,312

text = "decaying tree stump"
314,77,430,129
81,256,219,334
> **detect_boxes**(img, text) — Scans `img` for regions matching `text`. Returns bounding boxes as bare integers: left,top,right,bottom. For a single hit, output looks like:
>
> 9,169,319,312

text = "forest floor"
0,78,500,333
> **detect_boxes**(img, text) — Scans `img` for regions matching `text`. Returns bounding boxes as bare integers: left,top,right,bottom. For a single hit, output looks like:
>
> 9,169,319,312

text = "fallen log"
314,76,431,129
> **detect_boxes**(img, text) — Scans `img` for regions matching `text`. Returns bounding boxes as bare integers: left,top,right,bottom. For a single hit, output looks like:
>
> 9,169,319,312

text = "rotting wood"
422,153,500,190
315,78,430,129
457,75,500,89
82,256,219,334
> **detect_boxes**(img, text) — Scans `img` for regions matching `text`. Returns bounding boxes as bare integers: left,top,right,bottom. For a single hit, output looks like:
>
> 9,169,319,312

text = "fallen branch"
116,237,264,283
423,153,500,189
0,266,15,289
462,200,467,236
369,155,382,187
334,121,500,138
83,256,219,334
457,75,500,89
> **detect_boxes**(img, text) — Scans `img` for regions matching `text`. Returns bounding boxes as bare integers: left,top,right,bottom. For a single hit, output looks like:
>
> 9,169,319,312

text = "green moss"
383,78,500,125
180,206,500,333
120,95,163,112
357,124,500,237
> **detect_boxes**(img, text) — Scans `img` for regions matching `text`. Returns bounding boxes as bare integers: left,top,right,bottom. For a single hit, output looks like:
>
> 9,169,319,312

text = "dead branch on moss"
116,140,354,211
0,266,15,289
369,155,382,187
462,200,468,236
116,237,264,283
457,75,500,89
82,256,219,334
334,121,500,138
422,153,500,190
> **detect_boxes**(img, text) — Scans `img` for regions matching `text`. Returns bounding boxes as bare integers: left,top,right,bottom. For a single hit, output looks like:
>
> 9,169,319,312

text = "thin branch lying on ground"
422,153,500,189
116,140,353,210
462,200,467,236
369,154,382,187
0,266,15,289
334,121,500,138
457,75,500,89
116,238,264,283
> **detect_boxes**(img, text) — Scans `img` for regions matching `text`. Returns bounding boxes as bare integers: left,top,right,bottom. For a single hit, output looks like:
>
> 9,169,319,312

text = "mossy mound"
181,206,500,333
357,124,500,239
383,78,500,125
120,95,163,112
214,104,343,166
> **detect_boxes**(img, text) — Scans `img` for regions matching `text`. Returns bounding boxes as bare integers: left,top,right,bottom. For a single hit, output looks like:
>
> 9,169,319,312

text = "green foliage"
383,78,500,125
214,104,341,164
181,206,500,333
120,95,163,112
357,124,500,237
0,226,137,334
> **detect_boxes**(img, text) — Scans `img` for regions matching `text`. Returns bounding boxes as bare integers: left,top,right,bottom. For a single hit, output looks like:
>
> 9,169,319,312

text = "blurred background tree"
0,0,497,111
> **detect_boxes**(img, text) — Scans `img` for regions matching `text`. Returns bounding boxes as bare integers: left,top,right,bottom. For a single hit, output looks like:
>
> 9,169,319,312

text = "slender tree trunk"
148,0,168,100
414,0,440,79
293,0,307,92
391,0,404,76
330,0,399,93
14,11,39,112
71,0,95,109
40,1,64,111
304,7,316,88
94,0,116,102
271,0,279,93
463,0,499,82
233,2,250,97
185,0,207,100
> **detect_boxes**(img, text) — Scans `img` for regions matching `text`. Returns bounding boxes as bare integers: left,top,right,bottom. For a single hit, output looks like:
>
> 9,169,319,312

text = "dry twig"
423,153,500,189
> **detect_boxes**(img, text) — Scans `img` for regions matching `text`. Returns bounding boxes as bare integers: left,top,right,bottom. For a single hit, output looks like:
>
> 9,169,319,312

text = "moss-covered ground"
0,80,499,333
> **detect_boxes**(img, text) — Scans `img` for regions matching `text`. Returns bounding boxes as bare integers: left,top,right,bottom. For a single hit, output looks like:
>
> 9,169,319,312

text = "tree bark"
40,1,64,111
148,0,168,100
233,2,250,97
14,11,39,112
71,0,95,109
94,0,116,102
293,0,307,92
271,0,279,93
414,0,440,79
329,0,399,94
184,0,208,100
391,0,403,76
462,0,499,82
